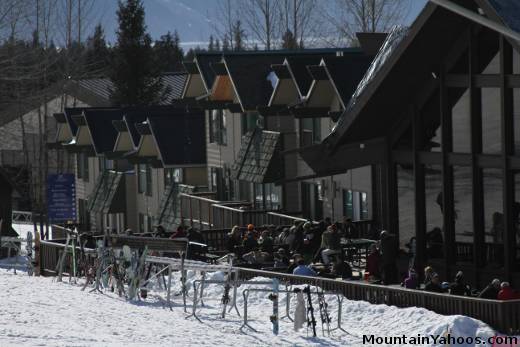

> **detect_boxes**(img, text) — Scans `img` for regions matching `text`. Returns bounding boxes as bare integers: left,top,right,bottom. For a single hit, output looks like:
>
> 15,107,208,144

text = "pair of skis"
317,291,331,337
303,286,317,337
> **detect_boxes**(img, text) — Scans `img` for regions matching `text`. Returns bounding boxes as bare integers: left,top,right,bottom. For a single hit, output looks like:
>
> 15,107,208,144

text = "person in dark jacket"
243,230,258,253
258,230,274,253
380,230,399,284
187,227,205,244
320,225,342,265
449,271,471,296
289,224,304,254
365,243,381,280
226,226,242,254
479,279,501,300
425,273,444,293
170,226,187,239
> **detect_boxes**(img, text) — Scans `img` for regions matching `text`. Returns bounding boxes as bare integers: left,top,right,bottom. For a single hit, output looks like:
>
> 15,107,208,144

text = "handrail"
266,211,307,222
179,193,220,204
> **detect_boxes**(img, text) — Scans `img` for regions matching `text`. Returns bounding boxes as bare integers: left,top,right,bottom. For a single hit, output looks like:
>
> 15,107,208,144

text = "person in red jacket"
497,282,520,300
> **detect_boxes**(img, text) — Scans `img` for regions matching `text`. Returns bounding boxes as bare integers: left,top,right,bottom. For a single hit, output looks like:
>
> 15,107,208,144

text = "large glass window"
76,153,89,181
145,165,152,197
209,109,227,145
513,89,520,155
425,165,444,261
138,164,146,194
300,118,321,146
164,168,181,187
481,88,501,154
359,192,369,220
397,164,414,249
451,88,471,153
483,168,503,266
241,111,259,135
343,189,353,219
453,166,473,263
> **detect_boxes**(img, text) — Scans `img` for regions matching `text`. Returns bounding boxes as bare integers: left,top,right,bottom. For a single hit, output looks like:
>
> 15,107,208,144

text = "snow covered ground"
0,261,502,347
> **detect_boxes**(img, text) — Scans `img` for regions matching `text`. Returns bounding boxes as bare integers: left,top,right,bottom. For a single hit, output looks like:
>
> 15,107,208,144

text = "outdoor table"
340,238,376,268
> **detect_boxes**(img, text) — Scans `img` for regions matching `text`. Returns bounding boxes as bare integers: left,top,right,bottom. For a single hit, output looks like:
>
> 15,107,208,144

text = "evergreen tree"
222,35,230,51
232,20,245,51
85,24,110,76
281,29,298,50
215,38,221,52
154,30,184,72
109,0,164,106
208,35,214,51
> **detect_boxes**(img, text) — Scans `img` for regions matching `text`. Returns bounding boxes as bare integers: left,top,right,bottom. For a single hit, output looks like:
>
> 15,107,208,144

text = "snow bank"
0,268,499,346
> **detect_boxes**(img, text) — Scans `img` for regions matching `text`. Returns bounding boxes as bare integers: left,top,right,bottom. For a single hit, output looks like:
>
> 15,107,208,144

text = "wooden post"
412,105,427,274
439,68,456,273
469,26,485,286
499,35,514,282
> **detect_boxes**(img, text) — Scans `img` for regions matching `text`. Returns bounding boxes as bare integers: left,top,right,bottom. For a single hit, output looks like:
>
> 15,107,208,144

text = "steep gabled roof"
147,110,206,167
82,108,124,155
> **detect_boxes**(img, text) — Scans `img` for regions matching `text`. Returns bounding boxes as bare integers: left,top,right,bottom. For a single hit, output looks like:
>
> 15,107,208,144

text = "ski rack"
187,278,274,322
240,287,347,335
144,255,236,312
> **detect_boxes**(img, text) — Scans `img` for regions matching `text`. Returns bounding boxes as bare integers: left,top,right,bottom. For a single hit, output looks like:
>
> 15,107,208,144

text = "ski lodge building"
41,0,520,292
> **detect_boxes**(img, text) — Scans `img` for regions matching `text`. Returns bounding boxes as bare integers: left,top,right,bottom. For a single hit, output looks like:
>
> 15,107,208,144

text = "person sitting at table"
289,222,305,254
497,282,520,300
365,243,381,280
154,224,167,238
320,225,342,265
449,271,471,296
380,230,399,284
479,279,501,299
293,258,317,277
273,248,290,268
425,273,444,293
275,226,289,245
331,255,353,279
226,226,243,254
402,269,418,289
243,229,258,253
258,230,274,253
170,225,186,239
287,253,303,274
423,266,435,286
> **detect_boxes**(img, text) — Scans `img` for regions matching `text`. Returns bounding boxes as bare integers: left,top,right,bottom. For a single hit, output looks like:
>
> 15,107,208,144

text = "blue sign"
47,174,76,222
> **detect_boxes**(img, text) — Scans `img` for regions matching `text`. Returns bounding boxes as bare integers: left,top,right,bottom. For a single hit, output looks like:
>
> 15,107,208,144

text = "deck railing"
236,268,520,334
39,240,97,276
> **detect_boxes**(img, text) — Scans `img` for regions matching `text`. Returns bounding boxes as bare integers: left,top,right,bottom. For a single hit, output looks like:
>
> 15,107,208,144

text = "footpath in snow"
0,262,502,347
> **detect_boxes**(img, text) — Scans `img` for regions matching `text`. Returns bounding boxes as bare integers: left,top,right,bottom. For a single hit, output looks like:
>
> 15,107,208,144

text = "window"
241,111,260,135
264,183,281,210
138,213,145,233
98,158,114,172
76,153,89,181
209,109,227,145
300,118,321,146
145,164,152,197
343,190,354,219
138,164,146,193
164,168,181,187
360,192,369,220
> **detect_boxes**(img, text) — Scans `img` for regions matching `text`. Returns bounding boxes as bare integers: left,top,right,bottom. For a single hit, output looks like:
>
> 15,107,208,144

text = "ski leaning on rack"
303,286,317,337
221,255,234,318
268,278,280,335
317,290,331,336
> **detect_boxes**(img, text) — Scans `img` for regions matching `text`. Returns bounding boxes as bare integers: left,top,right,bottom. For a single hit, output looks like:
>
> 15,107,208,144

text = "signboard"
47,174,76,222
